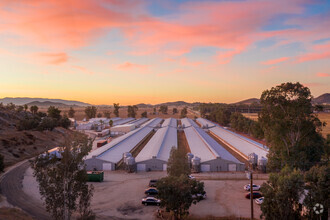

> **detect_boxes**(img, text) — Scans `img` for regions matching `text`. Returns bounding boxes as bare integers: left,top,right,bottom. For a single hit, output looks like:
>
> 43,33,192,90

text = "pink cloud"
38,52,68,65
297,51,330,63
261,57,290,65
316,73,330,77
0,0,309,65
117,62,148,71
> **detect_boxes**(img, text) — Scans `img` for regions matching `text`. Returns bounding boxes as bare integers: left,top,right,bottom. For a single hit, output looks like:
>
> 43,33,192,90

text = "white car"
192,193,207,200
141,197,161,206
188,175,195,179
244,184,261,191
255,197,264,205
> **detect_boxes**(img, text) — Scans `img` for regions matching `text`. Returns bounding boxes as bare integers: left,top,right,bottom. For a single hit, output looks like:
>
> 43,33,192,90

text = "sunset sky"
1,0,329,105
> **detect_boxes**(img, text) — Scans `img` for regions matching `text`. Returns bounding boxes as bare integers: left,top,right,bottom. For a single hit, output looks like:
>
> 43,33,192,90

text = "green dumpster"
87,171,104,182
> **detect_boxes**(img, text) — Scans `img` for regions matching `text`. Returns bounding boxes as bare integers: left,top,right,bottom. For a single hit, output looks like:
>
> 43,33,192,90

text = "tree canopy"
141,111,147,118
260,166,305,220
127,105,138,118
30,105,39,114
84,106,97,119
259,82,325,171
167,147,190,177
68,107,75,118
113,103,120,117
157,175,205,220
159,105,168,114
32,133,95,220
180,107,188,118
47,106,61,120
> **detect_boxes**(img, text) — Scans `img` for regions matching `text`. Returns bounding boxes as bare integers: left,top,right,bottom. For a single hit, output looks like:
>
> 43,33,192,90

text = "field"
243,112,330,137
38,106,199,121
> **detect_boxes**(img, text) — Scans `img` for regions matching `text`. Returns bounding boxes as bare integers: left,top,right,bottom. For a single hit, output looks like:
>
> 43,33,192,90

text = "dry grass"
243,112,330,137
318,112,330,137
0,208,33,220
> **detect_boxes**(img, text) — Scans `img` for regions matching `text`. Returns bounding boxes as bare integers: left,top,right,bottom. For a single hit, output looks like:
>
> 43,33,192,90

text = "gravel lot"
23,169,266,219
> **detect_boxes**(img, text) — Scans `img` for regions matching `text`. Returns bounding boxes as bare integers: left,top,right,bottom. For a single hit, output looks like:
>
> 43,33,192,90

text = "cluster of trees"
259,82,327,171
159,105,168,114
141,111,147,118
127,105,138,118
261,164,329,219
113,103,120,117
173,108,178,114
180,107,188,118
84,106,97,119
200,103,264,139
230,112,264,139
32,133,95,220
257,82,329,219
156,148,205,219
84,106,113,119
18,106,71,131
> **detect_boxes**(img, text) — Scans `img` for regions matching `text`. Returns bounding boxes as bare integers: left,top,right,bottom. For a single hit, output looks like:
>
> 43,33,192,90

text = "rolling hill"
0,97,90,106
313,93,330,104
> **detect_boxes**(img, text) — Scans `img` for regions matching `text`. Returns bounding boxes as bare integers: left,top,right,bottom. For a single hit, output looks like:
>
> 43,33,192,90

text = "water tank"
258,156,267,173
191,156,201,173
126,156,135,165
187,153,194,161
248,153,258,166
123,152,132,164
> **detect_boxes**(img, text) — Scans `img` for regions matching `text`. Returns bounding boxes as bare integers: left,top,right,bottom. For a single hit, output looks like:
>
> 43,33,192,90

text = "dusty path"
0,161,49,219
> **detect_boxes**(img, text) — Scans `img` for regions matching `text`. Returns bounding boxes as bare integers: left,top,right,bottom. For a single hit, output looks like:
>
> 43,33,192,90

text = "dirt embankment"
0,109,72,167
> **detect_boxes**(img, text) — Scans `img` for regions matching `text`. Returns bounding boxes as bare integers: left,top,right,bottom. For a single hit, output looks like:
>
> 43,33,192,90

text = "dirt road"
0,161,49,219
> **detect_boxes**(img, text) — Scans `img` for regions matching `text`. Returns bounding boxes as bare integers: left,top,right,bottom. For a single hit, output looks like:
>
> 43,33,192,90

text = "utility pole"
250,171,254,220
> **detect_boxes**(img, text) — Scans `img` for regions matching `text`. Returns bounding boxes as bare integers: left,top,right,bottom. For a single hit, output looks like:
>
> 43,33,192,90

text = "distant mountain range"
25,101,70,107
231,93,330,105
0,97,90,106
1,93,329,107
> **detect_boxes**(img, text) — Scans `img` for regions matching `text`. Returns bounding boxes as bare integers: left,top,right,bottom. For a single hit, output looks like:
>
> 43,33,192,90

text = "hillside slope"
0,109,72,167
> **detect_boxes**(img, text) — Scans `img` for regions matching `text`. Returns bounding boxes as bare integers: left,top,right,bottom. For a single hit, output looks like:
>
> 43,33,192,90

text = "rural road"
0,160,50,219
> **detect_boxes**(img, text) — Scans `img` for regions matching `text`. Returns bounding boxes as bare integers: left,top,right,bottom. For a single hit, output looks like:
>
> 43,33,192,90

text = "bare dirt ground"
23,169,266,220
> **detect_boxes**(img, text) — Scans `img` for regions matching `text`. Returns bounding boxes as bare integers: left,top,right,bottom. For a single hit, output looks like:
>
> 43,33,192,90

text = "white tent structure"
84,118,162,171
196,118,268,160
182,118,244,172
135,118,177,171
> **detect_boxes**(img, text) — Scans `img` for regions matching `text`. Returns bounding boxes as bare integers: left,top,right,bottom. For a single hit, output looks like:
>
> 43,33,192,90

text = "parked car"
244,184,261,191
188,175,195,179
144,188,158,195
245,192,262,199
192,193,206,200
255,197,264,205
149,179,158,187
141,197,161,206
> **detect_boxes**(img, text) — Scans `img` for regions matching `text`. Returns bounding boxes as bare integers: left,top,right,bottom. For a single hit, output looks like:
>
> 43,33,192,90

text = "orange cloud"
38,52,68,65
316,73,330,77
261,57,290,65
117,62,148,71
